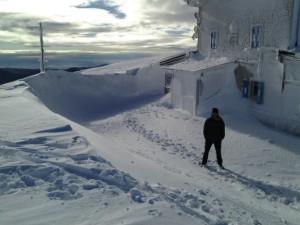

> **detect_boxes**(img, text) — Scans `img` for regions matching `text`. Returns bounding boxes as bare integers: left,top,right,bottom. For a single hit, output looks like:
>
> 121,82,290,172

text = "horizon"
0,0,196,69
0,52,158,69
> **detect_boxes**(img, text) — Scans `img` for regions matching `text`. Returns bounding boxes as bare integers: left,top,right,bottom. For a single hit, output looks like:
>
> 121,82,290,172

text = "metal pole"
39,22,45,72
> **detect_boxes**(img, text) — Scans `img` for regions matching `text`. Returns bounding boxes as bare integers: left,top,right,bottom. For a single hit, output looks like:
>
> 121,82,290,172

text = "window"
251,25,262,49
250,81,259,98
250,80,264,104
210,30,218,49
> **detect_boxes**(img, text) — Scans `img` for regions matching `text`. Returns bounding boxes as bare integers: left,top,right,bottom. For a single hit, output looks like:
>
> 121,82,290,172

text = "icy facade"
172,0,300,135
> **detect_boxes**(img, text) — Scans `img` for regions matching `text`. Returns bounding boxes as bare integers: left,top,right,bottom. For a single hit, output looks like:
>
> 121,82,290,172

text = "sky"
0,0,197,68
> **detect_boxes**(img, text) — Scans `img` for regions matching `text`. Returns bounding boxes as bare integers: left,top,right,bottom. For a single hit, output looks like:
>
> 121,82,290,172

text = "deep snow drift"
0,56,300,225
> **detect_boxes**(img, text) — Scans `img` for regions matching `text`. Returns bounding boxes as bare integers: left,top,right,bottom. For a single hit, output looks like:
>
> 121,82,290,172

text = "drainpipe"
297,0,300,50
256,50,263,80
289,0,300,49
197,7,202,53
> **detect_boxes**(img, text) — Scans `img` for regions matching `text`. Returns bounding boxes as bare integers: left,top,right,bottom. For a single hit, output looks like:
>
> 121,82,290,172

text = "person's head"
211,108,219,118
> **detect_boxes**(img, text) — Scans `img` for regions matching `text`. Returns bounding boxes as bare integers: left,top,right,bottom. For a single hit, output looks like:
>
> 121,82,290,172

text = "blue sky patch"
75,0,126,19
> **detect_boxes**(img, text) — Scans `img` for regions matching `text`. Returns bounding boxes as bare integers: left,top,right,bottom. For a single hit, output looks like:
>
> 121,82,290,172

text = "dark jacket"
203,116,225,142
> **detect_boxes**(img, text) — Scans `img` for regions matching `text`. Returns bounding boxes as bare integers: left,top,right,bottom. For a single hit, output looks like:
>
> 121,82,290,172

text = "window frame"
250,25,263,49
210,30,218,49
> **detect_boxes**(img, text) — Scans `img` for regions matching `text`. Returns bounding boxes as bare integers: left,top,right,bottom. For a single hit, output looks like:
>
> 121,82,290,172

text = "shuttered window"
251,25,262,49
210,30,218,49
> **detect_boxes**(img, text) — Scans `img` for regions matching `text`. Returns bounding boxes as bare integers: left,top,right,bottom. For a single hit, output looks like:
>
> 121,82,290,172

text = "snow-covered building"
164,0,300,135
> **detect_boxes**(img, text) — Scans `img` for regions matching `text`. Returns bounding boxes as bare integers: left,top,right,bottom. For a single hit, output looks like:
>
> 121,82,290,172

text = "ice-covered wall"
197,0,293,58
180,0,300,135
195,62,239,116
170,61,237,115
251,50,300,135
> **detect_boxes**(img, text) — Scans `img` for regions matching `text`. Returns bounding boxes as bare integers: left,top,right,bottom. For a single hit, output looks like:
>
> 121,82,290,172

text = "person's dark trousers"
202,140,223,165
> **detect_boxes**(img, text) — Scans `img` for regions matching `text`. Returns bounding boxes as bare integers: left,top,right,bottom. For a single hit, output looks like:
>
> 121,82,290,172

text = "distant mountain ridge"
0,64,109,85
0,68,40,85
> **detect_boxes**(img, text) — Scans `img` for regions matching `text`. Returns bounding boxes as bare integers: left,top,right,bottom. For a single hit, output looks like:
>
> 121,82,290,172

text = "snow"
164,56,233,72
0,55,300,225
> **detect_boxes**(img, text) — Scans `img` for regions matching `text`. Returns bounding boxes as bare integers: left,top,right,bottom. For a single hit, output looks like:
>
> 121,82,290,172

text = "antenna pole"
39,22,45,72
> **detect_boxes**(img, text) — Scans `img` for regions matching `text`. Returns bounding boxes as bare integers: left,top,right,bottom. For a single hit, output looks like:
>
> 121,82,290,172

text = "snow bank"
25,57,165,123
1,54,300,225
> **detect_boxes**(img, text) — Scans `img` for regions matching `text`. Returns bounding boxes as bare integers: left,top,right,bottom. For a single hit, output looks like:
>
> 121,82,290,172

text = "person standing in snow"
200,108,225,169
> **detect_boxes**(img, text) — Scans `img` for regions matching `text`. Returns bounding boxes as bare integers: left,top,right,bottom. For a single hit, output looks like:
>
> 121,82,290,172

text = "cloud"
0,13,39,34
75,0,126,19
0,12,116,40
0,0,197,64
0,13,69,36
139,0,196,24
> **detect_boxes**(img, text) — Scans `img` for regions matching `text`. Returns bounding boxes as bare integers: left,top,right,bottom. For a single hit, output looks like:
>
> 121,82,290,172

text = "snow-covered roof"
80,55,167,75
80,53,187,76
163,57,234,73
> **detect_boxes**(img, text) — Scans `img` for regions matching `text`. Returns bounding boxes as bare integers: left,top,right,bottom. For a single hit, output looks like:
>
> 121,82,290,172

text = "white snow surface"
0,56,300,225
165,56,233,72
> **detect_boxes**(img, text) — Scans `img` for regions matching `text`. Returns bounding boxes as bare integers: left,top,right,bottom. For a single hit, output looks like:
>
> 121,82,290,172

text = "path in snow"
1,66,300,225
86,94,300,225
